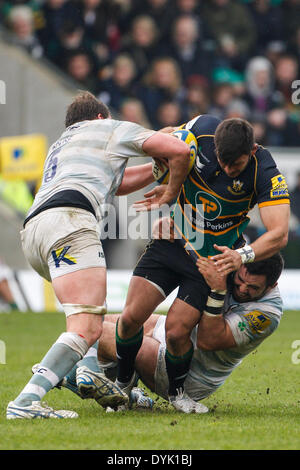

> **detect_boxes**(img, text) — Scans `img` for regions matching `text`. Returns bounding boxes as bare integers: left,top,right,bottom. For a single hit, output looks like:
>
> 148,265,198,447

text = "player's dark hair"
245,252,284,287
214,118,254,165
65,91,110,128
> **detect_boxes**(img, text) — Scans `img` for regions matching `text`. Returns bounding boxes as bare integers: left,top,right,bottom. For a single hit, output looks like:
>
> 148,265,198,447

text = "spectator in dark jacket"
64,50,99,93
120,14,161,80
123,0,172,43
247,0,284,55
98,54,138,112
266,106,300,147
202,0,257,71
136,56,185,128
38,0,81,51
274,54,299,110
160,14,213,83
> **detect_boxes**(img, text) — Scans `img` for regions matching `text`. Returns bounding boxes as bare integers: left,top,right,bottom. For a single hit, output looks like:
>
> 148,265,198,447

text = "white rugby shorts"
152,316,215,401
20,207,106,282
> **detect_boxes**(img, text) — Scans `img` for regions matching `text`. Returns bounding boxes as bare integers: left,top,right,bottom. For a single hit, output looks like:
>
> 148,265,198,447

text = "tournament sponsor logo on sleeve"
244,310,271,334
270,175,289,198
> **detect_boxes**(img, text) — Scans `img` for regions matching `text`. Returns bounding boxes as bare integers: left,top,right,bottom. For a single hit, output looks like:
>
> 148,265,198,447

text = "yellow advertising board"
0,133,47,181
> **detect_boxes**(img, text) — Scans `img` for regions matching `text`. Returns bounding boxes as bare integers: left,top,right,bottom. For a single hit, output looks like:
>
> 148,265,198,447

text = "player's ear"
251,144,258,155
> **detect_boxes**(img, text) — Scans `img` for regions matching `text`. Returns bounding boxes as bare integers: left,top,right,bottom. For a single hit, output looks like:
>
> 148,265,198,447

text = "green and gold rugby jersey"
172,115,290,258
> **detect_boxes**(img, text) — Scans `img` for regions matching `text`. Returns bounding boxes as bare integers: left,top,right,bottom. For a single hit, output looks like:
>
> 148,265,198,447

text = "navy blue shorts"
133,239,210,312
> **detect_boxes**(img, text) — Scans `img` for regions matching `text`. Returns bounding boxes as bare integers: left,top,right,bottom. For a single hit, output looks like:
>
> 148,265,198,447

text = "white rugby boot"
76,365,129,408
6,401,78,419
130,387,154,409
169,389,209,414
105,387,154,413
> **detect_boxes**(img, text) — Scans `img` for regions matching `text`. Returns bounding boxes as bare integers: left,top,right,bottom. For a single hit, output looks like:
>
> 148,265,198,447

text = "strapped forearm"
198,288,236,350
203,289,227,317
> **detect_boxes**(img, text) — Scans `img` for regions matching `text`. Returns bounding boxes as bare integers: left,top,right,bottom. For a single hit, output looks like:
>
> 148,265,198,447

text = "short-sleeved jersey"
187,285,282,390
154,285,282,393
27,119,155,224
172,115,290,257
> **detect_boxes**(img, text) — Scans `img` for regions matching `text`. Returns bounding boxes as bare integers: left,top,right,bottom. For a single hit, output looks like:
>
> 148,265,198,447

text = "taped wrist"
236,245,255,264
203,290,227,317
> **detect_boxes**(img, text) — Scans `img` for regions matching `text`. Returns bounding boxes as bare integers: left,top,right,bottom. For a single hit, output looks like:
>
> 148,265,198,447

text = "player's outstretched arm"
116,163,155,196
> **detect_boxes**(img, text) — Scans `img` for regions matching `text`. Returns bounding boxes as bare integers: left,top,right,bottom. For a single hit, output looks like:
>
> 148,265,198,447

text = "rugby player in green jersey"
114,115,290,413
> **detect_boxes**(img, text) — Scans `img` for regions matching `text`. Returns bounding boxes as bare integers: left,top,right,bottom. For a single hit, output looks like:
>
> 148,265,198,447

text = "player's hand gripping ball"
152,129,198,184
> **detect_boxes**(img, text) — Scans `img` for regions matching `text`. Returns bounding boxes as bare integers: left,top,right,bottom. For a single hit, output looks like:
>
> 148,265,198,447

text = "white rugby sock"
78,341,101,373
14,332,88,406
64,341,102,386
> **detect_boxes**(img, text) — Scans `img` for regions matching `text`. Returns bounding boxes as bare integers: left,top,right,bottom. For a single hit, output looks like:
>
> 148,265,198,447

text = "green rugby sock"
165,346,194,396
116,319,143,384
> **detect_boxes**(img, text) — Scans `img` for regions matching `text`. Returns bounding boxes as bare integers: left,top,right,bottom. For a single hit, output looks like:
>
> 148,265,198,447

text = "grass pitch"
0,311,299,451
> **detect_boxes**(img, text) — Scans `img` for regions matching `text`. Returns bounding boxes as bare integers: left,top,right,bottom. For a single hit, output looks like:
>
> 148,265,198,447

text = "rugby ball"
152,129,198,184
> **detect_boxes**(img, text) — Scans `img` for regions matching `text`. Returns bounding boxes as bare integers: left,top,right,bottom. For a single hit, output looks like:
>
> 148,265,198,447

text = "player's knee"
77,323,102,347
118,307,142,338
166,326,189,352
68,317,103,347
88,325,103,346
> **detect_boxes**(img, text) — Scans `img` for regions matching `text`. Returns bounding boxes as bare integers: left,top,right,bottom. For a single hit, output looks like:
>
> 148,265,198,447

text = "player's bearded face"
232,266,269,302
218,154,250,178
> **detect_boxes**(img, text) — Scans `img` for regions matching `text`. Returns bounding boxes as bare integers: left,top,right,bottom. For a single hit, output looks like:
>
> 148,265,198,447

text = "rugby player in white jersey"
6,91,191,419
95,251,284,412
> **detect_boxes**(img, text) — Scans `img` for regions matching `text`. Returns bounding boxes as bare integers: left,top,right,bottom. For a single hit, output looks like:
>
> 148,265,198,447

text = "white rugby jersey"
27,119,155,223
188,285,282,391
155,285,282,393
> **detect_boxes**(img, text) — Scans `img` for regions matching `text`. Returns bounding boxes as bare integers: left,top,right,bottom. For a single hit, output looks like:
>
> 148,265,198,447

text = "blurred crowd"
1,0,300,146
